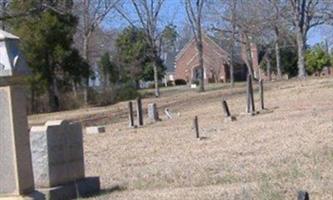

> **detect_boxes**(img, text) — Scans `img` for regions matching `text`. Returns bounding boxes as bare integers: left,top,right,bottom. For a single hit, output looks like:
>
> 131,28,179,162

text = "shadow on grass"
82,184,127,199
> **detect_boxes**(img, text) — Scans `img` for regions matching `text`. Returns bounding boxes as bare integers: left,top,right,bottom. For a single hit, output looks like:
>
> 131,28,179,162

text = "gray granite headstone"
30,120,84,188
148,103,159,122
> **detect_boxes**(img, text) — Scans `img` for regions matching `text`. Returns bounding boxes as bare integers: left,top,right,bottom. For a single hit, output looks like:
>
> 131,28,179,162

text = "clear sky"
308,25,333,46
106,0,330,47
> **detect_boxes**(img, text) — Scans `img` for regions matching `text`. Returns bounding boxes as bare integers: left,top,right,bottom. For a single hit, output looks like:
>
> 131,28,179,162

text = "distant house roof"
175,34,245,66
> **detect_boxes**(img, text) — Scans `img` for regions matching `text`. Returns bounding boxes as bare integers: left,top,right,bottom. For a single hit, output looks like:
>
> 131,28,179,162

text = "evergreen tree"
10,0,90,112
305,44,331,75
115,27,165,87
98,52,118,89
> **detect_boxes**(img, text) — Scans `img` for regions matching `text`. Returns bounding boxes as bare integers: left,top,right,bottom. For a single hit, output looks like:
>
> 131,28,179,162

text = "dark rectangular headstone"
136,97,143,126
222,99,231,117
297,191,309,200
193,116,199,139
128,101,134,127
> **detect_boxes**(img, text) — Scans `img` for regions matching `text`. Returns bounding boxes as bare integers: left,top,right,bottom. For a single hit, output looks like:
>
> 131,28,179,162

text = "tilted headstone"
222,99,236,122
193,116,199,139
164,108,173,119
148,103,159,122
0,30,35,197
222,99,231,117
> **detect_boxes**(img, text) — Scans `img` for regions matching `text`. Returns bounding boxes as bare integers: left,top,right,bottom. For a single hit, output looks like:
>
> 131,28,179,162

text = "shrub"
191,80,199,85
116,84,140,101
305,45,331,75
167,80,174,86
175,79,187,85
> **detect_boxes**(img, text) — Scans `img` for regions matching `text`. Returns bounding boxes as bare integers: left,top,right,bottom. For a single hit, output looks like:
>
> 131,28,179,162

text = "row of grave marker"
127,74,264,134
128,97,161,128
195,74,265,138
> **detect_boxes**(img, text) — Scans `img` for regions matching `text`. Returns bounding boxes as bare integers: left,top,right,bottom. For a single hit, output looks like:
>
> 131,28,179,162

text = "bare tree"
228,0,237,87
288,0,333,78
74,0,120,103
210,0,267,80
127,0,165,97
266,0,288,79
185,0,205,92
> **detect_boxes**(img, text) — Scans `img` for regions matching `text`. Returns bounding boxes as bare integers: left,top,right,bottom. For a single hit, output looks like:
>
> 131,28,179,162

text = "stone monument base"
0,177,100,200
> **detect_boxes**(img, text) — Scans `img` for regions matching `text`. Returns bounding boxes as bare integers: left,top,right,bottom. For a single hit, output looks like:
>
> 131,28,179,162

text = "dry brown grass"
30,78,333,199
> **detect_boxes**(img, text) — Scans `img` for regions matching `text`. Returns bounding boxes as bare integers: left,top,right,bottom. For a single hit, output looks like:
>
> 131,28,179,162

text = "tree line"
1,0,333,113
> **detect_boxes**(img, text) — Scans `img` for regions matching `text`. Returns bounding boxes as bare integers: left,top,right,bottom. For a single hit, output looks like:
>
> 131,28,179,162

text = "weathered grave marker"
0,30,35,198
86,126,106,134
297,191,309,200
222,99,236,122
193,116,199,138
148,103,159,122
165,108,173,119
222,99,231,117
128,101,135,127
259,79,264,110
30,120,100,199
246,74,255,114
136,97,143,126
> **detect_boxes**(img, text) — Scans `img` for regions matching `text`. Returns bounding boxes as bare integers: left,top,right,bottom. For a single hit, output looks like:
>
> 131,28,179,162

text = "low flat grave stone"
86,126,106,134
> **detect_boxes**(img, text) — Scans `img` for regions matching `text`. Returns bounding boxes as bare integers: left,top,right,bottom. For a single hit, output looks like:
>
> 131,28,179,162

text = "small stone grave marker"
148,103,159,122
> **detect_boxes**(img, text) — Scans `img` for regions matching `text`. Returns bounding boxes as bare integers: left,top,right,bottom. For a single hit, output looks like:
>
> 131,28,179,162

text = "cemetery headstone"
222,99,231,117
86,126,106,134
193,116,199,139
136,97,143,126
165,108,173,119
30,120,100,199
222,99,236,122
0,30,35,198
297,191,309,200
148,103,159,122
128,101,135,127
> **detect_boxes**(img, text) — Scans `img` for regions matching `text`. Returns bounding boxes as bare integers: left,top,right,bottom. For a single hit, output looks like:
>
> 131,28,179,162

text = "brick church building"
175,35,247,84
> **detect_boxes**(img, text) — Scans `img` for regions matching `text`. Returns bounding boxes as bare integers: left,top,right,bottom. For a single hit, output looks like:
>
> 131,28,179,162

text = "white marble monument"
0,30,35,198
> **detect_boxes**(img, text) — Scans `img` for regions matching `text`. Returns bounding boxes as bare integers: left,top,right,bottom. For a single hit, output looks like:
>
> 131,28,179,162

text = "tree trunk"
197,42,205,92
83,34,90,105
240,33,255,78
30,87,36,114
296,31,306,78
48,78,60,112
266,58,272,81
275,41,282,79
72,80,77,98
230,0,236,88
229,52,234,87
153,62,160,97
